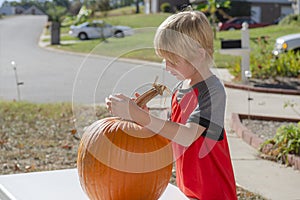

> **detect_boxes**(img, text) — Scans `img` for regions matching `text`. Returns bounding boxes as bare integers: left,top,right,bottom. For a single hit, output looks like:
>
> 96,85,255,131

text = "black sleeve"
187,82,226,141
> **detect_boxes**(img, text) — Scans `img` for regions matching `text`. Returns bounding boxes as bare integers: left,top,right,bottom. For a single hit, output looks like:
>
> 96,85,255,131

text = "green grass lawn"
51,12,300,68
53,29,160,62
101,13,170,28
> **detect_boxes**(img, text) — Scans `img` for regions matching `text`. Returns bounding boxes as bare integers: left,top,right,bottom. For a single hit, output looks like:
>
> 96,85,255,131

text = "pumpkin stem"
134,78,170,108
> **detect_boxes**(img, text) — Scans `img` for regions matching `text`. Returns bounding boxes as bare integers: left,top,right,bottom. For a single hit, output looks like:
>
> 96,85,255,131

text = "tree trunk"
136,0,140,13
51,21,60,45
211,14,217,40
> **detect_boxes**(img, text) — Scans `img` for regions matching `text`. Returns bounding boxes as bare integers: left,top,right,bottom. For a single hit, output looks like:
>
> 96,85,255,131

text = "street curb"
224,81,300,96
230,113,300,171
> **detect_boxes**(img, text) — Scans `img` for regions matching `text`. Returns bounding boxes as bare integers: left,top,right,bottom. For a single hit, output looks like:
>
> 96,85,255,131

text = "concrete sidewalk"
227,130,300,200
219,68,300,200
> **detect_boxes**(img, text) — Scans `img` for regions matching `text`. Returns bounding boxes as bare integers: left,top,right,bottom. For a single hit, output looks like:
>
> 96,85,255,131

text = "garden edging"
224,81,300,96
230,113,300,171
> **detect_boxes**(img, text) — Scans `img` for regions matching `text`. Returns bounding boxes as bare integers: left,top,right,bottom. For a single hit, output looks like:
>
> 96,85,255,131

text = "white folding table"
0,169,188,200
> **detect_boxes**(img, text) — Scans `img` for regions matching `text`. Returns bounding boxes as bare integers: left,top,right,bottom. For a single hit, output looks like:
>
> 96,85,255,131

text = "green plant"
228,57,241,80
160,2,171,13
74,5,92,25
250,36,300,79
250,36,274,78
279,14,300,26
260,122,300,164
275,51,300,77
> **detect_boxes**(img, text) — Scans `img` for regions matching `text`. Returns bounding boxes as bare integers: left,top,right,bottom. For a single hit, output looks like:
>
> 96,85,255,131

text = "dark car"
218,17,271,31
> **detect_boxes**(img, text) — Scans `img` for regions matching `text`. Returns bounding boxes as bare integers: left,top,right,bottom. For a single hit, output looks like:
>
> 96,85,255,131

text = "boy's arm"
107,94,206,147
135,108,206,147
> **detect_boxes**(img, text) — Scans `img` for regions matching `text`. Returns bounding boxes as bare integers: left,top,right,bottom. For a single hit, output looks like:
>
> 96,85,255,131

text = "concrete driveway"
0,15,177,104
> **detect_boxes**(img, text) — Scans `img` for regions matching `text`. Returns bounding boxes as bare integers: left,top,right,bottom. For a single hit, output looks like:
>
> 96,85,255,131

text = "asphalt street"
0,15,177,104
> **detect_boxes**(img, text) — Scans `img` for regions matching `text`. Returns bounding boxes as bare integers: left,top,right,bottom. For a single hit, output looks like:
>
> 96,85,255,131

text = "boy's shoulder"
173,75,224,92
194,75,223,89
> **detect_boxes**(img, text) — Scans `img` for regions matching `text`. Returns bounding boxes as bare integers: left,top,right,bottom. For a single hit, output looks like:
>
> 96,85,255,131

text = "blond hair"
154,11,214,65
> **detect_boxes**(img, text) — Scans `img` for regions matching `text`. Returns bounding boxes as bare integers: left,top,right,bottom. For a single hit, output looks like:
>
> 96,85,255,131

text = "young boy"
106,10,237,200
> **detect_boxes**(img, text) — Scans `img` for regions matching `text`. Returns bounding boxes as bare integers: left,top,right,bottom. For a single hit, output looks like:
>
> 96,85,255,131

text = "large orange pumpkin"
77,83,173,200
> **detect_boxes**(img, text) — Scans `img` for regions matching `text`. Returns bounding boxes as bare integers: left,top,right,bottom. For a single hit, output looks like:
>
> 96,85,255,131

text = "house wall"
15,6,25,14
23,6,45,15
227,1,252,17
151,0,158,13
0,6,15,15
0,5,45,15
292,0,300,14
229,0,293,23
252,2,291,23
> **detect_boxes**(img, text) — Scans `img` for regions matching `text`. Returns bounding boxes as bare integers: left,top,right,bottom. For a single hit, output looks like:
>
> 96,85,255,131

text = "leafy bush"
160,2,171,13
249,36,300,79
250,36,275,78
274,51,300,77
61,15,75,27
279,14,300,26
260,122,300,164
251,51,300,79
228,58,241,80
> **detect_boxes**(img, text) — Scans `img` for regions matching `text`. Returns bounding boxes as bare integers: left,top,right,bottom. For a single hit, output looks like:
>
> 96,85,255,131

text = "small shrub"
279,14,300,26
260,122,300,164
160,3,171,13
228,58,241,80
249,36,300,79
251,51,300,78
250,36,275,78
275,51,300,77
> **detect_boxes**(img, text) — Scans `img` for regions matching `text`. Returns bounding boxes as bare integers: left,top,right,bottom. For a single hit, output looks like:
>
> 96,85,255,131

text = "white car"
69,20,134,40
272,33,300,56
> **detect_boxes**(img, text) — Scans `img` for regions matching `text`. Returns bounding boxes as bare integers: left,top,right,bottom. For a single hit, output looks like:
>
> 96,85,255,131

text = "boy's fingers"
118,93,128,99
105,97,112,112
135,92,140,97
131,92,140,101
112,93,129,101
109,94,121,102
105,97,111,103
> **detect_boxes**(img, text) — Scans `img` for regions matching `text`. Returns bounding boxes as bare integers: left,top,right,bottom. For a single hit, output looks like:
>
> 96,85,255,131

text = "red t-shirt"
171,76,237,200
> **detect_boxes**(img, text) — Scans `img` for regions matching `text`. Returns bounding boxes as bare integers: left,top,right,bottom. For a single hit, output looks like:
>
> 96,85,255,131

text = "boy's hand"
105,94,137,121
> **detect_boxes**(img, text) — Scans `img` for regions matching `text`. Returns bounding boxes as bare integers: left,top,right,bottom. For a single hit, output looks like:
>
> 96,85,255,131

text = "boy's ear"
198,48,206,61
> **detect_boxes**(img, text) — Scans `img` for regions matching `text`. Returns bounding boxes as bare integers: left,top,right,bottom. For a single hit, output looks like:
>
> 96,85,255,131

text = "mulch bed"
231,113,300,170
249,77,300,91
224,76,300,95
